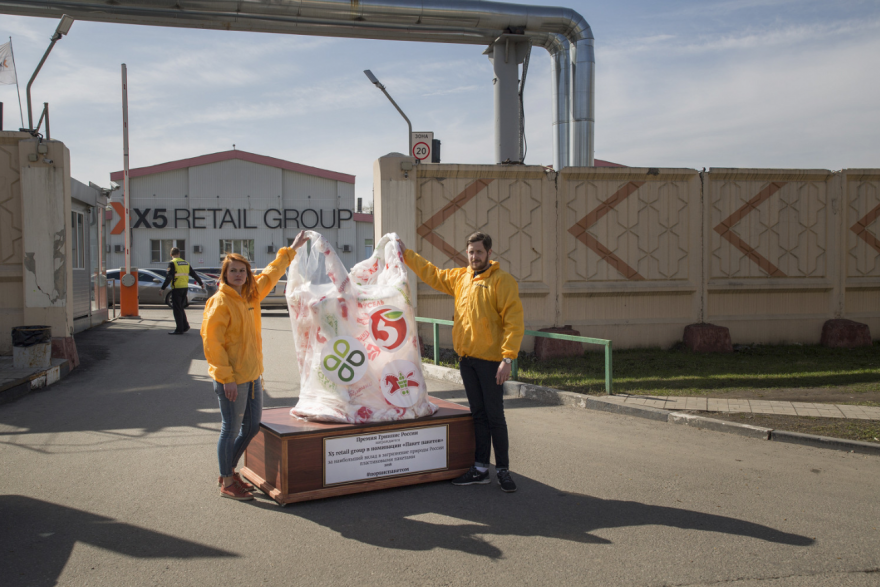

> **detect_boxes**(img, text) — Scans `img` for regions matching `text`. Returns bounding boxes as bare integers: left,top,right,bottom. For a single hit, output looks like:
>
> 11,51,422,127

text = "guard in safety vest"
160,247,205,335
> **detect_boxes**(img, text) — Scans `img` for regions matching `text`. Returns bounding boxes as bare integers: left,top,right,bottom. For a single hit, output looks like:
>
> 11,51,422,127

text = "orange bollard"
120,269,140,317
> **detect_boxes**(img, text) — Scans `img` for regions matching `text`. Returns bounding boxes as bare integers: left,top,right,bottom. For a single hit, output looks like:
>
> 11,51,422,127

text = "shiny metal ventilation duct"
0,0,594,168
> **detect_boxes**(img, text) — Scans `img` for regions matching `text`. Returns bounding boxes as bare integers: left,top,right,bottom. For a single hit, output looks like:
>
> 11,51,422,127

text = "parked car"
198,267,223,279
252,268,288,308
106,269,208,307
149,268,218,298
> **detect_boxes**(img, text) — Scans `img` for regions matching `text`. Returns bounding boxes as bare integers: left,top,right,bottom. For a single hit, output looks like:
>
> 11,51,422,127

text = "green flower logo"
322,336,367,385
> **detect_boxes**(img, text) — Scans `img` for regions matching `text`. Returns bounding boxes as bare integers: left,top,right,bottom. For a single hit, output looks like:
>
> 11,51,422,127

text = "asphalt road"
1,308,878,587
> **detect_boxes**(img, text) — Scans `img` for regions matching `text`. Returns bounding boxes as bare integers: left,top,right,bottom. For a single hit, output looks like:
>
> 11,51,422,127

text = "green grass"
425,342,880,396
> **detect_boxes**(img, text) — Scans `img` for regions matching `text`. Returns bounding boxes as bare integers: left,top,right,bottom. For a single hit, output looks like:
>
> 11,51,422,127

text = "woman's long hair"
220,253,257,301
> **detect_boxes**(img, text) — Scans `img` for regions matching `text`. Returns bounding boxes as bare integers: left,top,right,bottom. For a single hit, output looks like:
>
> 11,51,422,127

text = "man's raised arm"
397,239,456,296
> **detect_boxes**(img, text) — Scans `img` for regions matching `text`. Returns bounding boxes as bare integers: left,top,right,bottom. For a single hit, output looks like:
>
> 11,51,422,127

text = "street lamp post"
364,70,413,157
25,14,74,133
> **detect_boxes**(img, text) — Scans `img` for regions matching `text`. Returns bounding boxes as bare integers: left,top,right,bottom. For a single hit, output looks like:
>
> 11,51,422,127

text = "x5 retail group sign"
110,202,354,235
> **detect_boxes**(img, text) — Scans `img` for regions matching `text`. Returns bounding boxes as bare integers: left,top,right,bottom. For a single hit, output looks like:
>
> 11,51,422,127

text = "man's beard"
471,258,490,272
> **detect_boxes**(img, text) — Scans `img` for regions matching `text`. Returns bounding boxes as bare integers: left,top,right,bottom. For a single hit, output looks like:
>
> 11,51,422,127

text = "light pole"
26,14,74,133
364,70,412,157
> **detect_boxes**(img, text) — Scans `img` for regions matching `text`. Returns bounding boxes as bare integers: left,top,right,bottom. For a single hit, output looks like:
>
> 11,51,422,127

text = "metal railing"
415,317,613,394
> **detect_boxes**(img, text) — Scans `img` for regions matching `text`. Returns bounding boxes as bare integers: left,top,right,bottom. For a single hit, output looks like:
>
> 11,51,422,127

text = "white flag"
0,41,17,85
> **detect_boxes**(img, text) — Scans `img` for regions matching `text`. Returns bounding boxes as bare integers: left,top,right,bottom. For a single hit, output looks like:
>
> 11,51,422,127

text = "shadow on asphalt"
0,495,237,587
255,478,814,559
0,320,223,438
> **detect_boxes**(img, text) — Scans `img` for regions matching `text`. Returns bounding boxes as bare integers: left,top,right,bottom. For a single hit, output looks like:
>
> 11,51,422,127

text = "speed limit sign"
411,131,434,162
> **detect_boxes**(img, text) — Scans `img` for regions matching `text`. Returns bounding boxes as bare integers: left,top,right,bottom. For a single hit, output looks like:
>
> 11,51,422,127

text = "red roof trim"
110,149,355,184
353,212,374,223
594,159,626,168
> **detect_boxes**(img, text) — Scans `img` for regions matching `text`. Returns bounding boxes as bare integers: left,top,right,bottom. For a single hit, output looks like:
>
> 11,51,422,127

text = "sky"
1,0,878,205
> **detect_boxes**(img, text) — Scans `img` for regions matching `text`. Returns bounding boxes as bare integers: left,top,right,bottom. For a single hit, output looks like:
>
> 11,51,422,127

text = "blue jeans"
214,377,263,477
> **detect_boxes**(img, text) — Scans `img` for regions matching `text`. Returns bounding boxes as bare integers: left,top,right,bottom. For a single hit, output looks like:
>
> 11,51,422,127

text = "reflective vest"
171,258,191,289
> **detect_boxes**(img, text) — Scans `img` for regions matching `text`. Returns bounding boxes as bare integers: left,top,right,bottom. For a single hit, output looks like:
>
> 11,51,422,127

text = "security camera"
43,158,53,164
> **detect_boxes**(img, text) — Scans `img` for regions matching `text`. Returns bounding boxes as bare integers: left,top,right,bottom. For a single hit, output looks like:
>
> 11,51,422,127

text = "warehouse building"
106,149,374,273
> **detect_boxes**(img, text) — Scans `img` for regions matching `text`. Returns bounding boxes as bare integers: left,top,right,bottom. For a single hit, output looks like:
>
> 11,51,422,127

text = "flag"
0,41,16,85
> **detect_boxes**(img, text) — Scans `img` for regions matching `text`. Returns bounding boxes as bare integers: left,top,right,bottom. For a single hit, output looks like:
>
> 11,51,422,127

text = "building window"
151,239,186,264
220,239,254,262
71,211,85,269
364,238,374,259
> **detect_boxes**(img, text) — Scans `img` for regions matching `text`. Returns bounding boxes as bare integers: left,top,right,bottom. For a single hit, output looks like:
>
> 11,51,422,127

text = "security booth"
70,179,109,332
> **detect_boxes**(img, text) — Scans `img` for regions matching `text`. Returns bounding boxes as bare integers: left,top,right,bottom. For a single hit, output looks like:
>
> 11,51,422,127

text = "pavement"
1,308,879,586
604,394,880,420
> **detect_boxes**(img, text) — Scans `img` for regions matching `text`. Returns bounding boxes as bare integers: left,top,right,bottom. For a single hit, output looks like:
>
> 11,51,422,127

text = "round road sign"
413,141,430,161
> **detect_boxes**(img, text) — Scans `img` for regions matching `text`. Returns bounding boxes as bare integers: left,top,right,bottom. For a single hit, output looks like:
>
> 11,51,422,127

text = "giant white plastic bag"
286,231,438,423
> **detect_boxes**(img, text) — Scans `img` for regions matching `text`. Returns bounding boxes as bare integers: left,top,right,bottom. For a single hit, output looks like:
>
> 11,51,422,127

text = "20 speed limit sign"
411,131,433,162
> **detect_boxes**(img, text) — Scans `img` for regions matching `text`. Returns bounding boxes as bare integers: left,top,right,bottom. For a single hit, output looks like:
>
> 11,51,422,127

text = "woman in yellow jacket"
202,231,307,501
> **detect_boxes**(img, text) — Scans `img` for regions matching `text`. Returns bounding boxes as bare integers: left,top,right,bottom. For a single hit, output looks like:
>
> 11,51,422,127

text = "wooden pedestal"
242,397,474,505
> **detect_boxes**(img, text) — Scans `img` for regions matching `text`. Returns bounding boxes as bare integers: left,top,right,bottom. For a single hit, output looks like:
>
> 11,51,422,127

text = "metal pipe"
0,0,594,166
365,70,413,156
25,35,59,131
380,86,413,156
121,63,131,275
570,37,595,166
35,102,49,137
546,34,570,170
23,13,73,132
489,38,522,163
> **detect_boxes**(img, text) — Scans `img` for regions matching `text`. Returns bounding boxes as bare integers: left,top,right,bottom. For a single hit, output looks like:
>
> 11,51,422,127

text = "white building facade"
107,150,374,273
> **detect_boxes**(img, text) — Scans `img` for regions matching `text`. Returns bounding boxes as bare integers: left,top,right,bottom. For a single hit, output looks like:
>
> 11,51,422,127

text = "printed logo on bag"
380,360,425,408
321,336,368,386
369,306,408,352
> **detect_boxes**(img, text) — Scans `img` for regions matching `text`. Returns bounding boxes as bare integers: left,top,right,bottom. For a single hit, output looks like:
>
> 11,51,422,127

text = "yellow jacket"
404,249,524,362
201,247,296,384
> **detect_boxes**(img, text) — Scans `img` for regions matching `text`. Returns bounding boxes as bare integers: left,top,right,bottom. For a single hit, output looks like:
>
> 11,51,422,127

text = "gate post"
373,154,419,313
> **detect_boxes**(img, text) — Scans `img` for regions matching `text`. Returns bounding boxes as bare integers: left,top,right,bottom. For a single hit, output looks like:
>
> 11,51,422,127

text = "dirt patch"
695,411,880,444
70,325,126,372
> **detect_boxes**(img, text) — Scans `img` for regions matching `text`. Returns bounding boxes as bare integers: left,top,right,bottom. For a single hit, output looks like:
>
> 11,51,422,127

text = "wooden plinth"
242,397,474,505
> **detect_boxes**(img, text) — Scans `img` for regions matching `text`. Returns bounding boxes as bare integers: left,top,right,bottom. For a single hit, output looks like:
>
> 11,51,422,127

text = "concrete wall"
372,154,880,350
0,132,27,354
0,132,73,354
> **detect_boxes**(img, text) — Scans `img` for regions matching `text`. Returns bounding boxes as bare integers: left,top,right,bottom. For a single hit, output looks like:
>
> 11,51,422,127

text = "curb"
770,430,880,455
423,362,880,456
668,412,771,440
421,363,463,386
0,359,71,406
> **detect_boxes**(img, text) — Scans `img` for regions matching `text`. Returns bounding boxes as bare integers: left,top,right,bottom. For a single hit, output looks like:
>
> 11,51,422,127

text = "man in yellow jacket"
400,232,524,492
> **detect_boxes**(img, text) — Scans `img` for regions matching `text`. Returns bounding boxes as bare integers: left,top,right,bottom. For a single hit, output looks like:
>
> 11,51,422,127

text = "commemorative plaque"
242,397,474,505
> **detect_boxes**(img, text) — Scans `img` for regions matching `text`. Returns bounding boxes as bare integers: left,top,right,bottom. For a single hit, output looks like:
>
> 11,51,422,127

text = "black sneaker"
497,469,517,493
451,466,490,486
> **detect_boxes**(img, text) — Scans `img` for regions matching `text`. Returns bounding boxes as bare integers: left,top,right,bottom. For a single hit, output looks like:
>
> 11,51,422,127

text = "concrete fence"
372,155,880,349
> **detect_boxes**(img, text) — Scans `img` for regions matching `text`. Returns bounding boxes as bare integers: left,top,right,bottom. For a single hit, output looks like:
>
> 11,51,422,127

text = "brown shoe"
217,474,255,493
233,472,256,492
219,480,253,501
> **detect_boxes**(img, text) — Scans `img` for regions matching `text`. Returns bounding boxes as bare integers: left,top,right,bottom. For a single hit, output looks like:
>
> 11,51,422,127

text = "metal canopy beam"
0,0,594,167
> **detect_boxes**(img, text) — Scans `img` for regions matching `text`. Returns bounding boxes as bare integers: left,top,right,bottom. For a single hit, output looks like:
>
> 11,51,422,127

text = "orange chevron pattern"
567,181,646,281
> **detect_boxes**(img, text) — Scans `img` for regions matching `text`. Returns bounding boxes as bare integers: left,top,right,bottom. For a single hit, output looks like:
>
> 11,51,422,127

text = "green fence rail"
415,317,613,395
